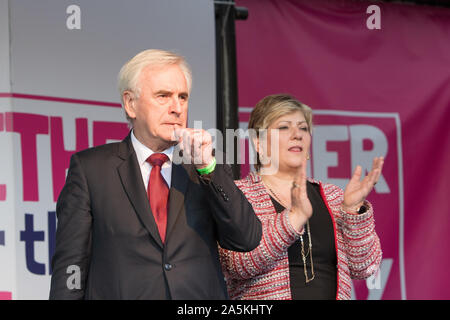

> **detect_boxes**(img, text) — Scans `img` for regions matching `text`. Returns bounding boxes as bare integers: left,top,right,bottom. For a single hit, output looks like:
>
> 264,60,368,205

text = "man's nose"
169,97,183,114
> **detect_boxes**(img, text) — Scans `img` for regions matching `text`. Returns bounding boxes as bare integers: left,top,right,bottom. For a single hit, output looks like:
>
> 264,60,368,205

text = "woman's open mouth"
288,146,303,152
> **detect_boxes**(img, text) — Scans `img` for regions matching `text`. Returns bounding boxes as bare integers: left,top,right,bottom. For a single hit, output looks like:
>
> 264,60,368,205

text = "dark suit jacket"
49,134,262,299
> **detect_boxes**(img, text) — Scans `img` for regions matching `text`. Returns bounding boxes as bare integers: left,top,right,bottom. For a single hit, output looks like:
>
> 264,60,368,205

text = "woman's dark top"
270,181,337,300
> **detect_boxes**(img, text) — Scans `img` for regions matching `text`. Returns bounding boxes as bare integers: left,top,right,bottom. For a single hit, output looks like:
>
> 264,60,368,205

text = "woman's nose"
292,127,303,140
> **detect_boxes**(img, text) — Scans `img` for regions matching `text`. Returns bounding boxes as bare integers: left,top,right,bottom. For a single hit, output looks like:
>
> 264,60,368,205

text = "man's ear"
122,91,137,119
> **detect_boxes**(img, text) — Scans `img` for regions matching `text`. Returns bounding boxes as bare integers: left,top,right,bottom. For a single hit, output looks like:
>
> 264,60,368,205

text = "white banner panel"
0,0,216,299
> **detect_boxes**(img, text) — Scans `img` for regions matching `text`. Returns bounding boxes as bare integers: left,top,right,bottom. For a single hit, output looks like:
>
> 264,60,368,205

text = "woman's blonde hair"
248,94,313,171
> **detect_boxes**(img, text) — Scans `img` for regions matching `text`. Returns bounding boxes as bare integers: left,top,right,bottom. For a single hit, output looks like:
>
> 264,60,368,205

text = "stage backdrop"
236,0,450,299
0,0,216,299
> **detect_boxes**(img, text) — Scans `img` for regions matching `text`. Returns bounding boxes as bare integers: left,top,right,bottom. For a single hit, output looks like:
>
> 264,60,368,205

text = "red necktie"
146,153,169,243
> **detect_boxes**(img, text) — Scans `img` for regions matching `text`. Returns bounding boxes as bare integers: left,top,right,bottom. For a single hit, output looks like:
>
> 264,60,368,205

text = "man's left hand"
174,128,214,169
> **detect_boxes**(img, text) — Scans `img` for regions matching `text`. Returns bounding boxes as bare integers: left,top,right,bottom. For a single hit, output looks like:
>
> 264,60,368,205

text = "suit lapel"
116,135,164,249
165,162,190,241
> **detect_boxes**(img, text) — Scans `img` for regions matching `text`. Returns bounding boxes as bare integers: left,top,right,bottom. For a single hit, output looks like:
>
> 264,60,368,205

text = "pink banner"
0,292,12,300
236,0,450,299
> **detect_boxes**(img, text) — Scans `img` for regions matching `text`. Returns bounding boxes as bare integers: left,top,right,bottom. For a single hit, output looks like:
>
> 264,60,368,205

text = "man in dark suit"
49,49,262,299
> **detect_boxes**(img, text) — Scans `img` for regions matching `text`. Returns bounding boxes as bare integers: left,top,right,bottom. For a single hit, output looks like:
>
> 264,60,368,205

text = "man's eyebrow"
154,90,189,97
154,90,172,95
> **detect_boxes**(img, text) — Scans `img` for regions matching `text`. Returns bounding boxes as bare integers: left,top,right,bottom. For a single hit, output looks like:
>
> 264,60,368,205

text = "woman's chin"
285,156,305,167
279,161,303,172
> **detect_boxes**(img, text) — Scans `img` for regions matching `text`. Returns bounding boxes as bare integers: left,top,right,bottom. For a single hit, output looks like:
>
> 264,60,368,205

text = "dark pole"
215,1,248,179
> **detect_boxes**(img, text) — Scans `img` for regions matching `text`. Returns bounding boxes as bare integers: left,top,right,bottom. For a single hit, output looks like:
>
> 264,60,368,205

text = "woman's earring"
306,153,310,160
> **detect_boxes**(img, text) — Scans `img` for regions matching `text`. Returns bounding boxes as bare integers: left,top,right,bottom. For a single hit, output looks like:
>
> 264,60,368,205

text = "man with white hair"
49,49,262,300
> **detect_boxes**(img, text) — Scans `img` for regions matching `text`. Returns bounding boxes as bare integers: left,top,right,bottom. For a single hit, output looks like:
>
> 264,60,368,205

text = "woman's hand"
342,157,384,214
289,157,313,231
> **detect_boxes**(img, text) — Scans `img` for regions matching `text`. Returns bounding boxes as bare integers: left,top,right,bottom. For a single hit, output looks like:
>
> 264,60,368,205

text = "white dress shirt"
131,130,173,190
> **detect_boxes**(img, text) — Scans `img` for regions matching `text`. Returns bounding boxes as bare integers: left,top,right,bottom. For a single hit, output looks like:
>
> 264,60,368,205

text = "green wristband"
196,157,216,175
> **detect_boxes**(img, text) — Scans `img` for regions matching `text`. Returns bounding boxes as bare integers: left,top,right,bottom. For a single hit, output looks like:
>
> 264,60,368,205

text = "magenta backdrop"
235,0,450,299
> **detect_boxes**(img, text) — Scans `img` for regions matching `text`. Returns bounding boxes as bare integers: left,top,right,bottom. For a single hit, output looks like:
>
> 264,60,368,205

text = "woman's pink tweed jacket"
219,172,382,300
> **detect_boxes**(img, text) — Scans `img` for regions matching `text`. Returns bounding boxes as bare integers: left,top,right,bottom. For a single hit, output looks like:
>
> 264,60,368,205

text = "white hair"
117,49,192,122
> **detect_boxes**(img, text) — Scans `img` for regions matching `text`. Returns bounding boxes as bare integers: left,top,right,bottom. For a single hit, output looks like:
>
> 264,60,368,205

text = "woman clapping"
219,94,383,300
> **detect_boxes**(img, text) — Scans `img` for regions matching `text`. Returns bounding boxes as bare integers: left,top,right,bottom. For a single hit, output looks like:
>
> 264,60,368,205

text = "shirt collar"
131,130,174,166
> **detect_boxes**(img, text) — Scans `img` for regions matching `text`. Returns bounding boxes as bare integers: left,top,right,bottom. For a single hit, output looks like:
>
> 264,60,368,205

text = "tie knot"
147,153,169,168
